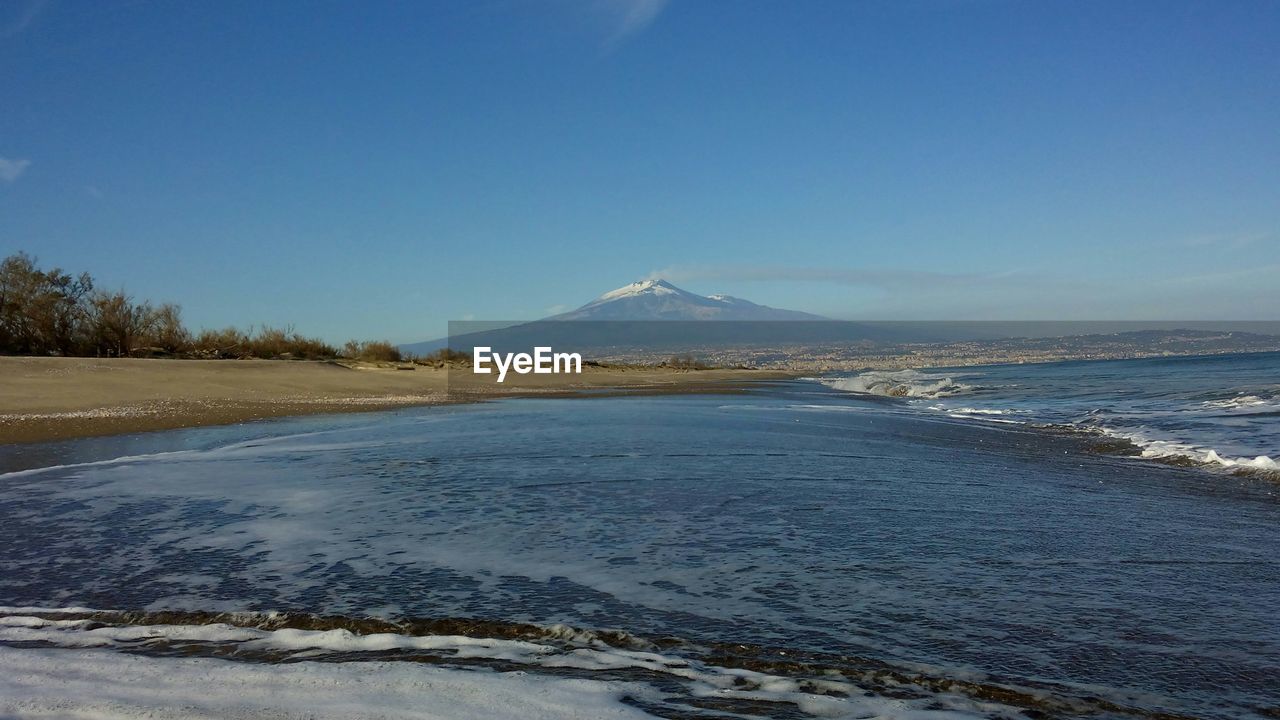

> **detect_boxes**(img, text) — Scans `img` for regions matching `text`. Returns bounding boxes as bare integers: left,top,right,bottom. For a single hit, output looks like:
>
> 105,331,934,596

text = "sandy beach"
0,356,792,444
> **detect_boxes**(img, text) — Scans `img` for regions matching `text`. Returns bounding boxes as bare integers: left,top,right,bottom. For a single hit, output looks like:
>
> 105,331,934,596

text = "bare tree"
148,303,190,354
88,291,156,357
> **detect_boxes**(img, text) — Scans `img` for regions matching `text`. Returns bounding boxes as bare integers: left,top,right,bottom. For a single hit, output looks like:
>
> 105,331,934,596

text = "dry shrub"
341,339,402,362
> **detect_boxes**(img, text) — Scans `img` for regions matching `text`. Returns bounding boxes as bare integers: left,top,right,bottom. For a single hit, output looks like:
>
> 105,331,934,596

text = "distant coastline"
580,333,1280,373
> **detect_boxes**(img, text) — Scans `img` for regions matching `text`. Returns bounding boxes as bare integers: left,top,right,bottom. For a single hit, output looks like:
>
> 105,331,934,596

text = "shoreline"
0,606,1157,720
0,356,796,445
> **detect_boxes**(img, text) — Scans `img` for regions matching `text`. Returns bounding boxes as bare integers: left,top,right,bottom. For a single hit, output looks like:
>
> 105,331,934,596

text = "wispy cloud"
642,262,1278,320
606,0,668,42
1155,262,1280,288
0,0,48,39
0,157,31,183
576,0,668,48
1181,231,1271,250
644,264,1034,291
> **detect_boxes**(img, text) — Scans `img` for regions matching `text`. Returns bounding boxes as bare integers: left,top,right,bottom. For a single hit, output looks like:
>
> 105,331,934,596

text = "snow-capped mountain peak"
593,279,681,303
552,279,826,321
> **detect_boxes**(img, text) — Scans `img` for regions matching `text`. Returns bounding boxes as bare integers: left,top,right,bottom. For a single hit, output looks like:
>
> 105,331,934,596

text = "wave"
808,368,1280,476
1098,430,1279,474
821,370,977,399
1202,394,1270,410
1200,392,1280,413
942,407,1009,415
814,372,1279,480
0,607,1192,720
929,405,1026,423
1015,423,1280,479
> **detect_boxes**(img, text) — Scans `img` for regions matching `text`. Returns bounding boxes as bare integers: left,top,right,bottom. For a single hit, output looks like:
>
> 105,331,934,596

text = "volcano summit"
548,279,826,321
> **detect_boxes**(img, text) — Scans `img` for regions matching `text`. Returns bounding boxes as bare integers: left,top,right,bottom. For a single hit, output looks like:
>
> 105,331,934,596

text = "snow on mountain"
594,279,682,302
549,279,826,321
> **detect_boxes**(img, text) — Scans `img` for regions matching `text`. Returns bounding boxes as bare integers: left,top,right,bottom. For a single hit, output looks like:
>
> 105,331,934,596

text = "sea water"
1,353,1277,719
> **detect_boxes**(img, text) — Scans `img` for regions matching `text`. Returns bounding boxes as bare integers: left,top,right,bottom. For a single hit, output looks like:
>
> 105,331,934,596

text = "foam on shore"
0,609,1018,720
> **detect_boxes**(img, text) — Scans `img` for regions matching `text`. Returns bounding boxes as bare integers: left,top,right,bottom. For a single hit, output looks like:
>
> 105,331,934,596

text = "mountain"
548,279,827,321
398,279,828,356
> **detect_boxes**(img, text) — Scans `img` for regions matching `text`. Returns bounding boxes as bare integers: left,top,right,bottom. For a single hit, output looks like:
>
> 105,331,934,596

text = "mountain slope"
549,279,827,321
398,279,828,355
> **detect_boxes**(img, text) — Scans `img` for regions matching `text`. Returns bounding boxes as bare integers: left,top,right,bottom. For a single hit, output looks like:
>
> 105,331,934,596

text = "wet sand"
0,357,792,444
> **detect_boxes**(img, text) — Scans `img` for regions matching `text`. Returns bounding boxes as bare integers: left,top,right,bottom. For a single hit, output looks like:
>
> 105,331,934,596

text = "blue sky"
1,0,1277,342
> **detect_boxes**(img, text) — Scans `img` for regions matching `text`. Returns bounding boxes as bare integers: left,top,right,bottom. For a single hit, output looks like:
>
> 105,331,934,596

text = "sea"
1,351,1277,719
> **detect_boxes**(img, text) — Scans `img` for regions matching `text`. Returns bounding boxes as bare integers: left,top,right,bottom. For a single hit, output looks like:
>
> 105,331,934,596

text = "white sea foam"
1200,450,1278,471
1100,429,1279,472
0,645,656,720
945,414,1023,425
0,612,1002,720
821,370,976,399
1201,393,1280,412
0,449,200,480
789,404,871,412
928,406,1026,425
0,424,402,481
941,407,1007,415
